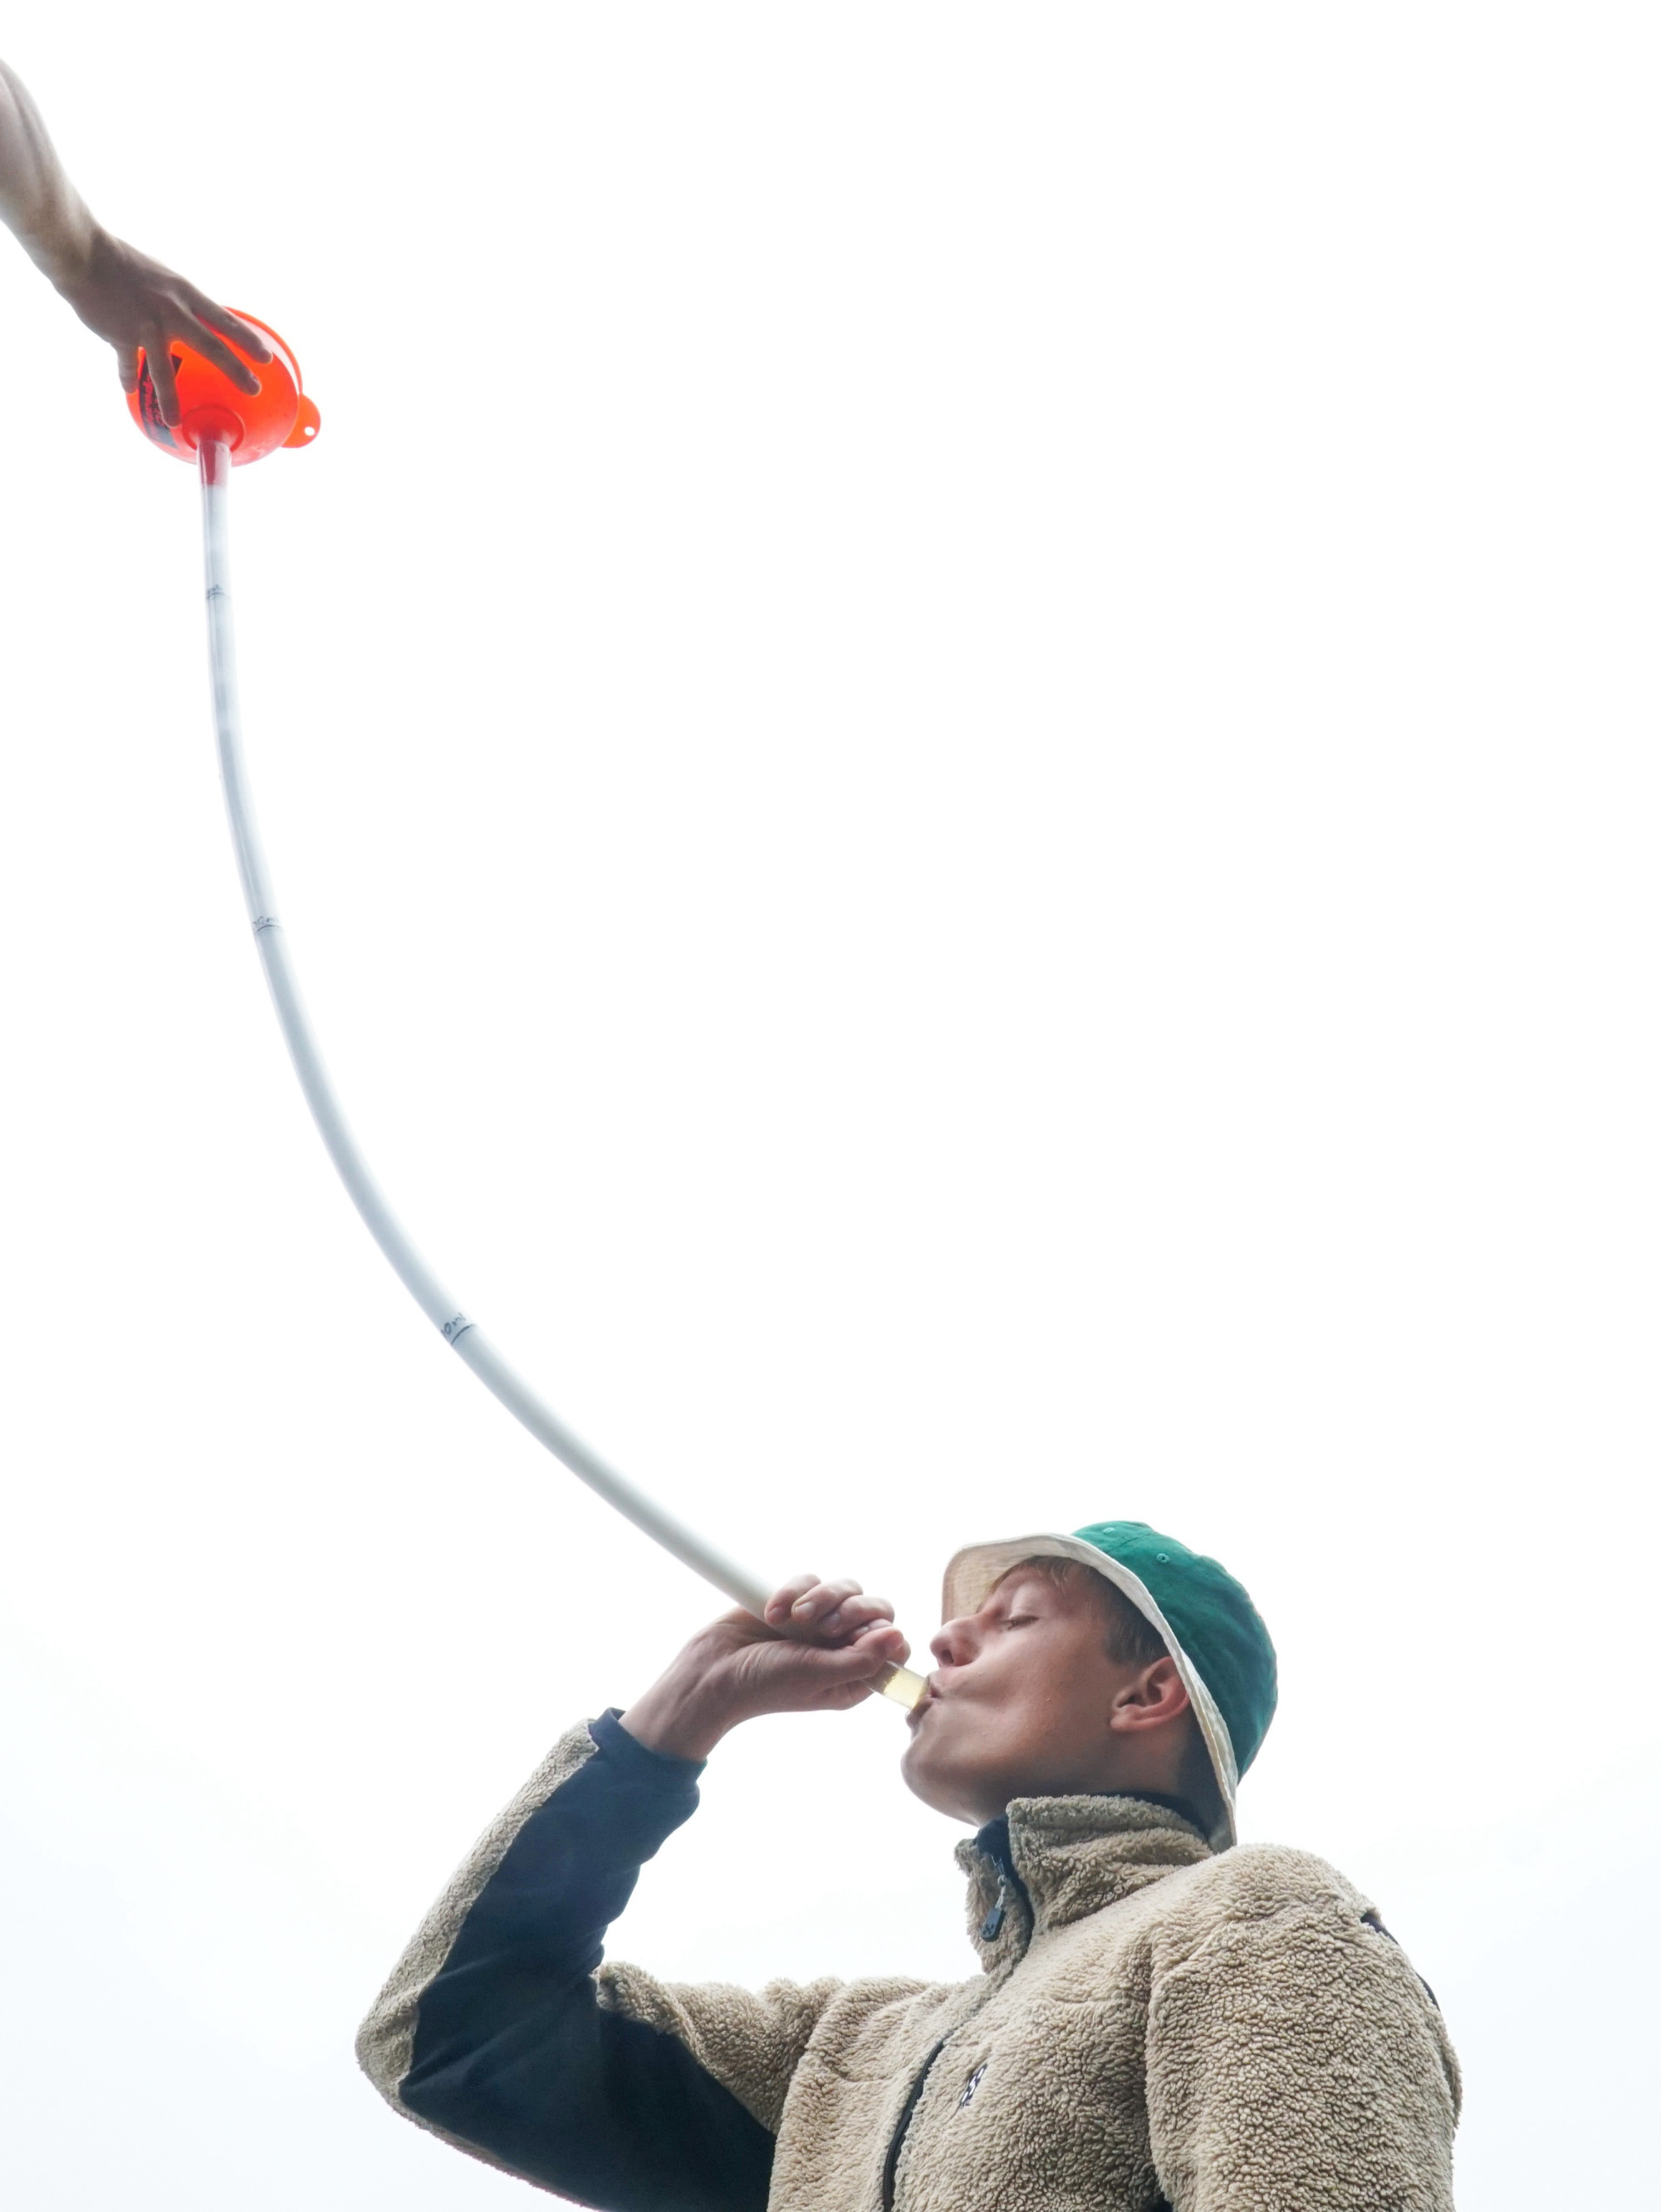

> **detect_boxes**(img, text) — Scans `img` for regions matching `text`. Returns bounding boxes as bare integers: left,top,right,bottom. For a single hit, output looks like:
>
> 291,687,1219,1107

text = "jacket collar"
956,1794,1214,1970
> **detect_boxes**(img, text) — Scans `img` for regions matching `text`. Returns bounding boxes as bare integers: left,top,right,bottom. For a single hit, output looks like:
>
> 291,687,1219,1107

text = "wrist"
620,1650,744,1762
33,207,104,291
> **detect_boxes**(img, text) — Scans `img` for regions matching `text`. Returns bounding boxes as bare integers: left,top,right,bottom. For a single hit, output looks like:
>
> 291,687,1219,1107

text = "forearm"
0,60,271,424
360,1712,777,2209
0,62,97,285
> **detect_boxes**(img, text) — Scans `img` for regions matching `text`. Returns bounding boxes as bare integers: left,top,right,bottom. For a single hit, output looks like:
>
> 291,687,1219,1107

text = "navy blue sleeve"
399,1710,774,2211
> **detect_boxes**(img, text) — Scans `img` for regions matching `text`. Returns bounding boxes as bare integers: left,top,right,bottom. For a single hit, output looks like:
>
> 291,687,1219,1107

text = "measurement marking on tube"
442,1314,475,1343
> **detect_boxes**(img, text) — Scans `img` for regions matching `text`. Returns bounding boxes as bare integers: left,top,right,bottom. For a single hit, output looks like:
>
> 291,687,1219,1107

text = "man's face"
899,1565,1179,1827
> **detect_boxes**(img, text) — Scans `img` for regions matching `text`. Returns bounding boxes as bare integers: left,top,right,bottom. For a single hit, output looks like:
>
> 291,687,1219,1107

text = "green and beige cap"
940,1520,1278,1851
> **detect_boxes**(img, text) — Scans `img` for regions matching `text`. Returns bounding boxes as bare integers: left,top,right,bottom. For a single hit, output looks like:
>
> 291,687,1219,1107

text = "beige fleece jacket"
359,1715,1461,2211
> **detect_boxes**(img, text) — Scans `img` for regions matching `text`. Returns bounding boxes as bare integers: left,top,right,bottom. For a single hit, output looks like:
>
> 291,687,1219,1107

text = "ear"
1106,1656,1191,1735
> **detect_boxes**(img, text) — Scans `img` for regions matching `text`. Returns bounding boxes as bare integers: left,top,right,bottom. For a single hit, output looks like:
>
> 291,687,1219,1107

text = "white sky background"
2,3,1657,2203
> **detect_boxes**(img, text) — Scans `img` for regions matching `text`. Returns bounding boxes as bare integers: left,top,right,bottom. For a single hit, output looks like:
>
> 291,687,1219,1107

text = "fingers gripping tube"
192,430,926,1710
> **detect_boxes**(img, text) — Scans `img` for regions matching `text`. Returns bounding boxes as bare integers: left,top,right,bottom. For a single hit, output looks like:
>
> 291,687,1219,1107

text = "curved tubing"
196,436,925,1705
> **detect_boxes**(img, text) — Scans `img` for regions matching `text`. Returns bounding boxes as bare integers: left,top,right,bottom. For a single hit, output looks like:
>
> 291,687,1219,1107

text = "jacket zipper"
882,1851,1026,2209
879,2037,950,2212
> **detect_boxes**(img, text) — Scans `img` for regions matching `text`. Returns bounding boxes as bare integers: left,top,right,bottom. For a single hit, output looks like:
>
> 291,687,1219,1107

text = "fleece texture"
358,1715,1460,2211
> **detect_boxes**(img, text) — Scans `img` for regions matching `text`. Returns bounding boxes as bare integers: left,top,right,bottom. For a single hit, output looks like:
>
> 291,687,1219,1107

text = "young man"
358,1521,1459,2209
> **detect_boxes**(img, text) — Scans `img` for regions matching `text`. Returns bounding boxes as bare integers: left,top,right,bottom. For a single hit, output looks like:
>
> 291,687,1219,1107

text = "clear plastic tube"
196,435,926,1711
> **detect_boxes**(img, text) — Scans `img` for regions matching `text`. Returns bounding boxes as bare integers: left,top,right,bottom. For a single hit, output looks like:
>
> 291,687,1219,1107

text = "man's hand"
0,60,270,425
619,1575,909,1761
53,229,272,426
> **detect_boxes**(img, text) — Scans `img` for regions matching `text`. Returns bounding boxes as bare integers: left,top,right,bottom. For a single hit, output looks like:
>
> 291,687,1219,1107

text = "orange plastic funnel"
127,312,320,464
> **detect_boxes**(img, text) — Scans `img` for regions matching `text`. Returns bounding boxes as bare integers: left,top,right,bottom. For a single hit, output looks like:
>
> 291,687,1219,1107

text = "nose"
930,1613,979,1669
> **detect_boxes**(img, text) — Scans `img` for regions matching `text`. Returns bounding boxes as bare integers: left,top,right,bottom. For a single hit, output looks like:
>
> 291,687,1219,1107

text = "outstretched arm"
0,58,271,422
